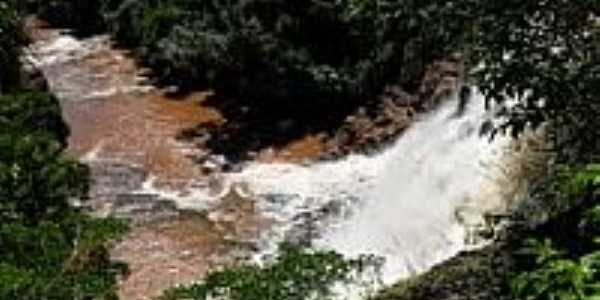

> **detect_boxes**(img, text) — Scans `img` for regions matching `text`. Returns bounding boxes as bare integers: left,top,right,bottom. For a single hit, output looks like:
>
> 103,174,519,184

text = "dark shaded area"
0,1,26,94
377,243,515,300
24,0,107,37
454,85,471,117
27,0,463,107
174,59,458,162
25,0,470,163
177,92,362,163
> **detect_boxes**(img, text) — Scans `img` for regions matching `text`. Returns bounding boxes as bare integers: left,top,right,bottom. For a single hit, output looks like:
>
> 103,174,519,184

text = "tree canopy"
0,2,127,299
5,1,600,299
462,0,600,163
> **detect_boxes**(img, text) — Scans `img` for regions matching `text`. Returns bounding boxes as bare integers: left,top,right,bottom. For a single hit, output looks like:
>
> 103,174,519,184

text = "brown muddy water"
26,23,547,300
26,27,283,299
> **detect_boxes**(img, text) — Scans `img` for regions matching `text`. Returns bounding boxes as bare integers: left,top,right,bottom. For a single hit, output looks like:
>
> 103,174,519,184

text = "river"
28,27,538,299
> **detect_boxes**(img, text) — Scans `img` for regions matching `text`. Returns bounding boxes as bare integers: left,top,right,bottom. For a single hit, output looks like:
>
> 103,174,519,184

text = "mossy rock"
375,243,515,300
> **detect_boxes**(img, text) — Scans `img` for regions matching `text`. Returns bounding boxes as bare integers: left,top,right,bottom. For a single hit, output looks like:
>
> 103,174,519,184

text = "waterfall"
230,90,510,285
30,29,517,296
316,91,508,282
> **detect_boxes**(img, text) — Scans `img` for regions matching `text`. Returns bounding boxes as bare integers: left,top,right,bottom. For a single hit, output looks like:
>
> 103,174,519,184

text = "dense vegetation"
0,2,127,299
6,0,600,299
464,1,600,162
510,164,600,300
161,244,381,300
26,1,600,148
0,0,24,93
375,2,600,300
375,167,600,300
27,0,466,110
469,4,600,297
26,0,106,35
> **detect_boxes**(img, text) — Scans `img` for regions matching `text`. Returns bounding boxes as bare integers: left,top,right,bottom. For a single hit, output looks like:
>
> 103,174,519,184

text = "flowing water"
29,29,521,298
229,91,510,285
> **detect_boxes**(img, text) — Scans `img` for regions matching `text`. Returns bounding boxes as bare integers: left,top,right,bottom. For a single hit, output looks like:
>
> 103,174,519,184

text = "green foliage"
0,91,83,223
0,89,128,300
20,3,600,299
511,164,600,300
106,0,361,102
0,0,25,93
557,164,600,198
489,3,599,288
161,244,382,300
27,1,599,156
27,0,108,35
11,214,128,271
512,238,600,300
0,216,128,300
459,1,600,162
0,90,70,145
0,16,128,297
31,0,464,109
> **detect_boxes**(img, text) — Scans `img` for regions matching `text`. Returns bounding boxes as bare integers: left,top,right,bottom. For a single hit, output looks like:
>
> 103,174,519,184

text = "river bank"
25,17,529,300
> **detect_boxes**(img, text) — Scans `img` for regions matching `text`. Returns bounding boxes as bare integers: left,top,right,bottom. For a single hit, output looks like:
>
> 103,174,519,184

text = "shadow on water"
175,92,360,163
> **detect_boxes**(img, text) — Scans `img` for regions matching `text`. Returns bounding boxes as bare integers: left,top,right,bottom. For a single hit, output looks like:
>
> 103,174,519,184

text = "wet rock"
285,216,320,247
276,119,296,133
88,161,147,198
81,161,185,224
19,59,49,91
284,199,351,247
384,85,405,98
163,85,179,94
321,84,418,160
262,194,302,211
454,85,472,117
222,161,243,173
201,154,230,173
479,120,494,137
113,193,160,209
419,60,462,110
454,204,501,245
207,174,226,196
201,160,220,173
383,85,420,107
111,193,180,224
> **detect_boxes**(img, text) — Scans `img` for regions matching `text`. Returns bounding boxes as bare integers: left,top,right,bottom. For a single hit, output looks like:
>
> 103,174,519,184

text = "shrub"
0,12,128,296
27,0,108,35
0,0,25,93
512,237,600,300
0,216,128,300
95,0,462,107
161,244,382,300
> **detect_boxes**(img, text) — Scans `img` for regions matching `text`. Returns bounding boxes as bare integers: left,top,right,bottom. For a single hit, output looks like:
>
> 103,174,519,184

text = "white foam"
134,175,218,211
31,30,520,297
225,90,510,287
80,85,156,100
29,35,102,67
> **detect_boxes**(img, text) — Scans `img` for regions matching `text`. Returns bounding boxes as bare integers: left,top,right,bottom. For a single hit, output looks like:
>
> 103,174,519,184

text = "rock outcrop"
323,58,464,159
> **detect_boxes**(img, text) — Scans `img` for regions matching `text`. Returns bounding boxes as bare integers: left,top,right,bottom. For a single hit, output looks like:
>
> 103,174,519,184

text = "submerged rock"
88,161,147,197
20,57,49,91
111,193,180,224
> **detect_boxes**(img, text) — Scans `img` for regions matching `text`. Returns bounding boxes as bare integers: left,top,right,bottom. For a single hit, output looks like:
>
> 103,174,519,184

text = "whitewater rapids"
30,31,516,294
227,90,510,285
